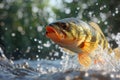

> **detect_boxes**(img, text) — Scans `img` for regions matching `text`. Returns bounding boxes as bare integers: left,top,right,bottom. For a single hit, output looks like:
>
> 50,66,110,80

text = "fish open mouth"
46,26,58,38
46,26,61,40
46,26,66,41
46,26,56,34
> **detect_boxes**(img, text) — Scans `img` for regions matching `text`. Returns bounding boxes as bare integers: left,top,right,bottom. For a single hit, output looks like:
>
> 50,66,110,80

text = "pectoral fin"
78,53,91,67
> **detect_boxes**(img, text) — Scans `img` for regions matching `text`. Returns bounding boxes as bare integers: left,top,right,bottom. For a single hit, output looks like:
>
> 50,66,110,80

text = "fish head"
46,21,79,45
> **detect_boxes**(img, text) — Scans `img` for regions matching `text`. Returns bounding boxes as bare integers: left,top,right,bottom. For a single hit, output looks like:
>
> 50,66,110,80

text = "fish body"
45,18,113,67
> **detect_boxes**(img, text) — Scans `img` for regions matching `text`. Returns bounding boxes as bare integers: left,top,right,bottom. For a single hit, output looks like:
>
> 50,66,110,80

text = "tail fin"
113,47,120,60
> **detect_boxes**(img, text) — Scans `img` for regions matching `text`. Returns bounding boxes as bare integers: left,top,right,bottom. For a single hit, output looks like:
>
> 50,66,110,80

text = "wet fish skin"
45,18,114,67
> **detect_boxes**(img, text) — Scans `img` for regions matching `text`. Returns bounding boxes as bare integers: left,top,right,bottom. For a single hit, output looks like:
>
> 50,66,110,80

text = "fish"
45,18,119,67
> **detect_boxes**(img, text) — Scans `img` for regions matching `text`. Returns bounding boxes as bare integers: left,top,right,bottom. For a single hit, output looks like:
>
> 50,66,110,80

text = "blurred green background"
0,0,120,60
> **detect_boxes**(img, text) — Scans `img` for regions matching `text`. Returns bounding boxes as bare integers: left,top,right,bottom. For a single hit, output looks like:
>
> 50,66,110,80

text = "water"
0,33,120,80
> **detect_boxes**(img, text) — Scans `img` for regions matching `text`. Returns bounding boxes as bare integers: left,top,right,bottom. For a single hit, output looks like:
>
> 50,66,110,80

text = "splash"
51,33,120,72
0,33,120,80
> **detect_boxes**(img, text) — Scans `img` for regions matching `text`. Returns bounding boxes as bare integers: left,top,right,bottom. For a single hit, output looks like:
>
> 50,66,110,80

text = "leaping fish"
45,18,119,67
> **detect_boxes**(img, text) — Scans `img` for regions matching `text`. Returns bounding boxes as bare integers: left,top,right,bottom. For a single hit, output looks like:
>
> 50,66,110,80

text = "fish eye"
60,23,69,30
61,23,67,29
53,22,70,31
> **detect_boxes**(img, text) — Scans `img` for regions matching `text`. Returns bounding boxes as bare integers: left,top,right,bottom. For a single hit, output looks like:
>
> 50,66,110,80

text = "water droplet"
112,13,115,16
26,47,31,53
37,58,40,61
84,72,89,77
100,6,104,10
88,11,93,17
5,27,8,30
43,41,51,47
51,57,54,60
34,38,37,42
115,10,119,14
65,8,71,14
104,21,108,25
77,7,80,10
37,46,41,49
38,50,41,52
96,3,98,5
54,52,59,56
38,40,42,44
103,5,106,8
37,26,43,32
97,20,101,23
36,55,39,58
11,33,16,37
110,74,115,78
37,64,40,67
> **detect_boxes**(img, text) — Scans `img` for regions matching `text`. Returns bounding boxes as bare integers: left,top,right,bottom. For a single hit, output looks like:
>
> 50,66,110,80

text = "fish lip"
46,26,56,33
45,26,58,37
45,26,61,39
46,26,66,40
